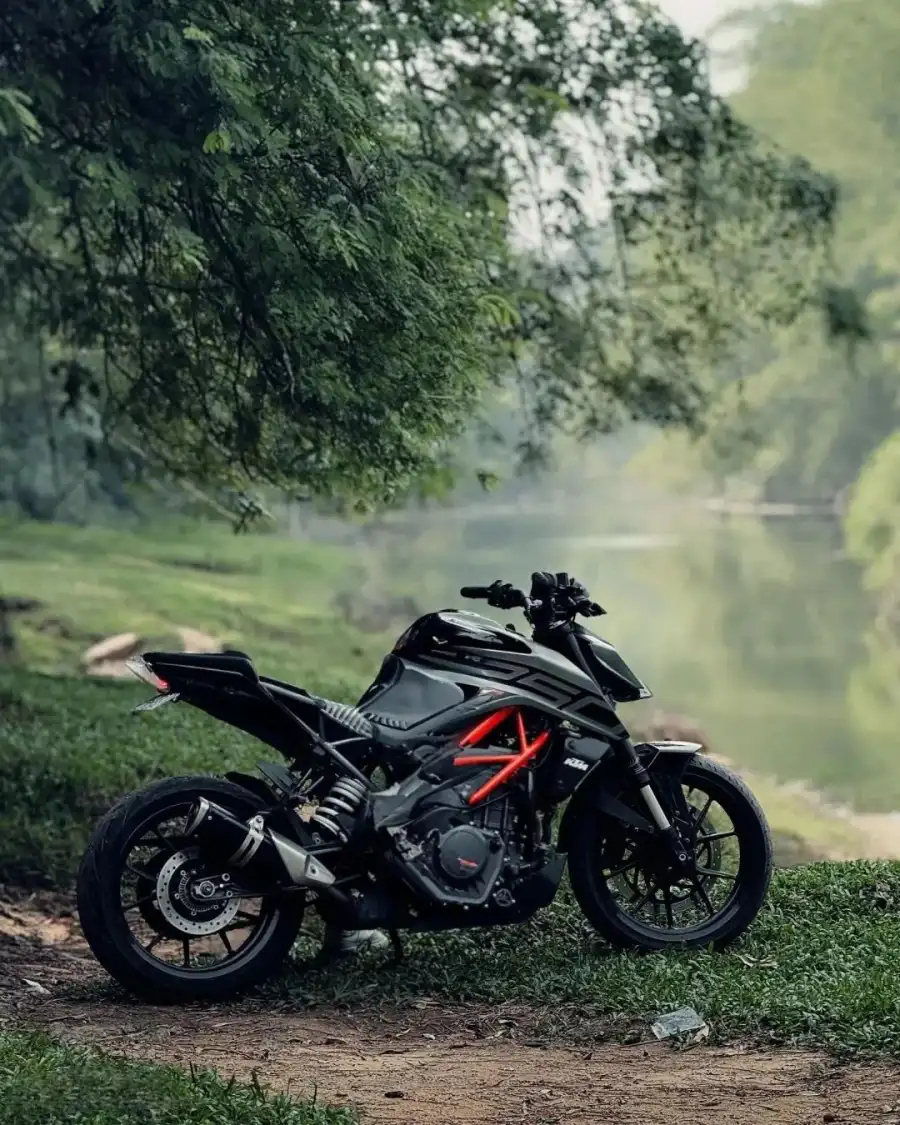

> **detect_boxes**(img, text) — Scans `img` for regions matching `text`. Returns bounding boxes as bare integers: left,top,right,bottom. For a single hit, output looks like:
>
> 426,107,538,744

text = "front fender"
557,740,700,852
636,740,702,777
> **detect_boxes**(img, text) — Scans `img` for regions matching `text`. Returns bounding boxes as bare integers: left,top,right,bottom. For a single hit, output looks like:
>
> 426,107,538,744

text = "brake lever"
573,596,606,617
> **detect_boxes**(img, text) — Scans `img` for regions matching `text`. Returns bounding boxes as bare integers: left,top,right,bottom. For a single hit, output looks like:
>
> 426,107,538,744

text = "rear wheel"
567,757,772,950
76,775,305,1002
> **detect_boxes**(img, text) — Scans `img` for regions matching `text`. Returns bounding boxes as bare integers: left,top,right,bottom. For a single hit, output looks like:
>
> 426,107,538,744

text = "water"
339,483,900,814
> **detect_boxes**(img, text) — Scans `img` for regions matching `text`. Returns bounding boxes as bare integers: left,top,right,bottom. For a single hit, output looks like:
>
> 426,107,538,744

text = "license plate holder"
133,692,180,713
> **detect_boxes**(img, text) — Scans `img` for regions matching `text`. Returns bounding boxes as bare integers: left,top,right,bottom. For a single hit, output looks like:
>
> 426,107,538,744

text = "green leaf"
0,0,840,507
0,88,42,142
202,128,232,154
477,293,520,328
182,25,214,46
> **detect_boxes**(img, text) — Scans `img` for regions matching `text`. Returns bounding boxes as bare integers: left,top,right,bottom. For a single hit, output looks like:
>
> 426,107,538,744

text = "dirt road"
1,896,897,1125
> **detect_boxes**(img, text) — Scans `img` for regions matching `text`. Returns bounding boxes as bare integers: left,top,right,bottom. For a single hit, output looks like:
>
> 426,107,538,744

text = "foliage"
845,431,900,619
0,1031,354,1125
632,0,900,506
0,0,838,504
0,330,141,521
1,0,495,505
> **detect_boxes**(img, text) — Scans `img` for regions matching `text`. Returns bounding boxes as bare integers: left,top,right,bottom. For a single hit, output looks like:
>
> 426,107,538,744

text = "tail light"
125,657,169,693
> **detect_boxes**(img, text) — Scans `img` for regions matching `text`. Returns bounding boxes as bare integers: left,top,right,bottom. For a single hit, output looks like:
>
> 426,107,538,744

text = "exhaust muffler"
185,798,336,889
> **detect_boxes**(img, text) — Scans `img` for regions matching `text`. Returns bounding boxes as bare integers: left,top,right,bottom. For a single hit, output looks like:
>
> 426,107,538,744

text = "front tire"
77,775,305,1003
567,757,773,951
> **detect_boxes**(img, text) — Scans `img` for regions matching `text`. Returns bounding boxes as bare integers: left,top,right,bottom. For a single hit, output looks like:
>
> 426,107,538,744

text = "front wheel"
76,775,305,1002
567,757,773,951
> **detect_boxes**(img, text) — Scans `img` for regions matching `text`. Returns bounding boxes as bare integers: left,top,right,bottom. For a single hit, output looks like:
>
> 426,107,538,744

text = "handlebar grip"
460,586,491,599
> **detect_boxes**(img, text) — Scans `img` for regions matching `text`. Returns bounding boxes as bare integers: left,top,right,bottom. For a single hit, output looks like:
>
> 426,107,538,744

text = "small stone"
177,627,222,653
82,632,141,666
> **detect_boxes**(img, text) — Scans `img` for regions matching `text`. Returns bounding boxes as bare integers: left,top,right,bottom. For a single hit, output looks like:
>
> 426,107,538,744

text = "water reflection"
346,493,898,814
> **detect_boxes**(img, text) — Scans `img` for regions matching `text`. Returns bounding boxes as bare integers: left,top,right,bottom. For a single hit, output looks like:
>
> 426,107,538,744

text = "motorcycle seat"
144,650,258,681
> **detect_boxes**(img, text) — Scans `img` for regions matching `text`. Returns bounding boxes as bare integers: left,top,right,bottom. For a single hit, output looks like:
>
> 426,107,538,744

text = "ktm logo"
563,756,589,772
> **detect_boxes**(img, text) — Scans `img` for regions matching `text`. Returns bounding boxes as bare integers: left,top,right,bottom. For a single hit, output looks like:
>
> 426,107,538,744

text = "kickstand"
388,928,404,965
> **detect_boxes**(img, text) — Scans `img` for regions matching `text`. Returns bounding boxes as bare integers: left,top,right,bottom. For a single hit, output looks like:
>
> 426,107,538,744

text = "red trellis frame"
452,706,549,806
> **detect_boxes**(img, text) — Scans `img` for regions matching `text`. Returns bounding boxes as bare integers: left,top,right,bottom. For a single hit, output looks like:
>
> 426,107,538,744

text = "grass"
276,861,900,1058
0,515,387,689
0,671,274,886
0,517,390,887
0,1031,354,1125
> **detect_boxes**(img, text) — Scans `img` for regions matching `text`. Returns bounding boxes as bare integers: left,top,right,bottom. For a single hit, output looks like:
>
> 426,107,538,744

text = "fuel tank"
391,609,650,706
359,609,630,739
392,609,533,658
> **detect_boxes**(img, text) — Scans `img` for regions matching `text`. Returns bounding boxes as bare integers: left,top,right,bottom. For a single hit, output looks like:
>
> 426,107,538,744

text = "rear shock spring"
309,776,369,841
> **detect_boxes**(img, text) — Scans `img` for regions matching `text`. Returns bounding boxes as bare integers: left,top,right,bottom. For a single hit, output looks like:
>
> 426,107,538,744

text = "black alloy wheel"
77,776,305,1002
567,757,773,950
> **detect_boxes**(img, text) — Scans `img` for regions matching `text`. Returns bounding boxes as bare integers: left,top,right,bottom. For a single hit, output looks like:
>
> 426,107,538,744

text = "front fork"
616,739,692,866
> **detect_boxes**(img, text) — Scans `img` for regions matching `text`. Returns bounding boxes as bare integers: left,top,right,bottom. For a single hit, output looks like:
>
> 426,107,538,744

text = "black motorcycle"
77,571,772,1002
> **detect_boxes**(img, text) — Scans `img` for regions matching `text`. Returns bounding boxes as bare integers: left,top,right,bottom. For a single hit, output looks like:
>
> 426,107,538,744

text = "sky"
655,0,751,92
509,0,771,246
656,0,736,37
657,0,817,90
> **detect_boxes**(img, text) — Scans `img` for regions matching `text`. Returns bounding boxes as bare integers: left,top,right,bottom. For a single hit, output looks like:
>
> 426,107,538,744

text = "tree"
0,0,838,505
633,0,900,507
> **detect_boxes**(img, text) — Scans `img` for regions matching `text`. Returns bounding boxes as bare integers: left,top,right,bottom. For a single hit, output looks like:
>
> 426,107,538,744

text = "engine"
379,786,526,910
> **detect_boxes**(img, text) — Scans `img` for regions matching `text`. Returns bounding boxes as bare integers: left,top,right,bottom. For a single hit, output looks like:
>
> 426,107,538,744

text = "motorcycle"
76,570,773,1002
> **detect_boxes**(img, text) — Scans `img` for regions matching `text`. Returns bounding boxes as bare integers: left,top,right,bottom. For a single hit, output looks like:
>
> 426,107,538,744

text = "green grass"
0,671,276,886
277,861,900,1057
0,516,387,689
0,517,391,887
0,1031,354,1125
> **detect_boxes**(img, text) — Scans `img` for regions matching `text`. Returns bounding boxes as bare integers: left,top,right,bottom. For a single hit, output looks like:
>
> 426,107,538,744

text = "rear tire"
567,757,773,951
77,775,305,1003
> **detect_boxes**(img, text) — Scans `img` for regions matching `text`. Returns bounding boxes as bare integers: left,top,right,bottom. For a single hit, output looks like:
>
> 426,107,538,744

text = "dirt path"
2,897,898,1125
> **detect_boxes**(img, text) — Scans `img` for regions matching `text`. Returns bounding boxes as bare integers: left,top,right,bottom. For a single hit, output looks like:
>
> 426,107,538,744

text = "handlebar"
459,577,605,623
459,586,493,599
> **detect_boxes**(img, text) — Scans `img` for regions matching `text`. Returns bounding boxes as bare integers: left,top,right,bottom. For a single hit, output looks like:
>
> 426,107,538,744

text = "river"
328,480,899,816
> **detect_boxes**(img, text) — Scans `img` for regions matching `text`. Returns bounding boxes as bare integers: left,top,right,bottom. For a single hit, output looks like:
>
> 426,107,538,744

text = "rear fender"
223,771,281,806
176,684,306,759
140,651,326,761
557,740,700,852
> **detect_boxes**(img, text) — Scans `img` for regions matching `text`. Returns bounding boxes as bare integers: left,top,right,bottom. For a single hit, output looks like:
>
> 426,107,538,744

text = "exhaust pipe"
185,798,336,889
